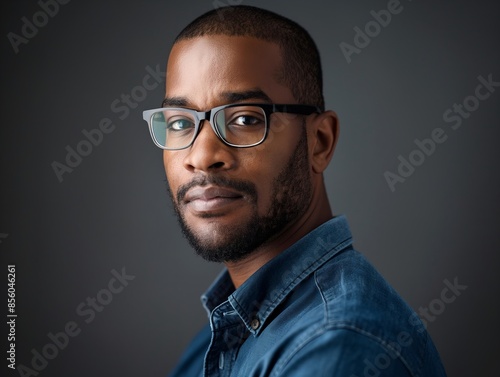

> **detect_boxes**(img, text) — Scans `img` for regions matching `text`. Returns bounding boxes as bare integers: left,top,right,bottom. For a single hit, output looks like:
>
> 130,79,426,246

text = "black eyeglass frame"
142,103,321,150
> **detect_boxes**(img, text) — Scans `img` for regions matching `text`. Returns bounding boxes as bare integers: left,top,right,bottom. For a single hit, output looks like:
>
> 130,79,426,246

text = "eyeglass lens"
151,105,267,149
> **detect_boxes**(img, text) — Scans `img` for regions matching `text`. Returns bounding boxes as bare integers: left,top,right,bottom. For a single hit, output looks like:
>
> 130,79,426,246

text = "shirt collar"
201,215,353,336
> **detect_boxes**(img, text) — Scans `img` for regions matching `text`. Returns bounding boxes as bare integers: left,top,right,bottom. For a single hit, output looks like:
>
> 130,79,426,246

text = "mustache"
176,175,258,204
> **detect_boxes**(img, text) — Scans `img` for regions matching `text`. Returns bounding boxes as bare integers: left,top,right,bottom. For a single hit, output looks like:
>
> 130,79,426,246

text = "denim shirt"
168,216,447,377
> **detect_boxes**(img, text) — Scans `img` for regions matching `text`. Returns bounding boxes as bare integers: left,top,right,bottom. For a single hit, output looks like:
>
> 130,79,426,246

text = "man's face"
163,35,313,262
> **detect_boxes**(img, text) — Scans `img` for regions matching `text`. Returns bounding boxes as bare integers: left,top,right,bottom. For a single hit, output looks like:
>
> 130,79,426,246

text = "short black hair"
174,5,325,111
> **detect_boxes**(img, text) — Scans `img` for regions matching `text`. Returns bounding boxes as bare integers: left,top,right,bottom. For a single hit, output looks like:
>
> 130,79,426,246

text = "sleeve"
272,328,414,377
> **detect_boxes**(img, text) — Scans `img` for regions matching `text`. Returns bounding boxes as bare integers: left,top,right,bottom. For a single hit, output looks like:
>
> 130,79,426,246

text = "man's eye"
230,115,263,127
167,118,194,131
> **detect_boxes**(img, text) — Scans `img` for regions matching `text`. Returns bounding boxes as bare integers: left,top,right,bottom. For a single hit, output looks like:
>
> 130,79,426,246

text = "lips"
183,186,244,213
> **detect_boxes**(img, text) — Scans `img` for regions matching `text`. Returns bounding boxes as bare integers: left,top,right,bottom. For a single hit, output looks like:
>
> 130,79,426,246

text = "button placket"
205,302,248,376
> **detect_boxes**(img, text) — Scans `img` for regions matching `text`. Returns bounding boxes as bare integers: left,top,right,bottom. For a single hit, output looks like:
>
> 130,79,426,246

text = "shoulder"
274,248,446,376
273,327,418,376
314,247,414,328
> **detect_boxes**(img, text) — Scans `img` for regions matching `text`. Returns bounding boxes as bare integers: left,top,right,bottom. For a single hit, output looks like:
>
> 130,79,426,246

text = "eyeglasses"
142,103,320,150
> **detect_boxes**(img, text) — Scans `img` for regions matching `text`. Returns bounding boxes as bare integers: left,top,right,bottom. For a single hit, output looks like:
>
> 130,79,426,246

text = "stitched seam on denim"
314,270,329,323
334,324,416,376
258,237,352,326
229,298,253,334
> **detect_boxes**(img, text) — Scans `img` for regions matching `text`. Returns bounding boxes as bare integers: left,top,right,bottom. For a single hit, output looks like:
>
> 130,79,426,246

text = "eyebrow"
161,97,188,107
221,89,273,103
161,89,273,109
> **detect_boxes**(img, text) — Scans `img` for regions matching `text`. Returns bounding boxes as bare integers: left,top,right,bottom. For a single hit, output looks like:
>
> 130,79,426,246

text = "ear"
308,110,339,174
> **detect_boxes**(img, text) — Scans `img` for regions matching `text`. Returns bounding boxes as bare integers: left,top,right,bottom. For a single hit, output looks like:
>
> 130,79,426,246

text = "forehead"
165,35,295,109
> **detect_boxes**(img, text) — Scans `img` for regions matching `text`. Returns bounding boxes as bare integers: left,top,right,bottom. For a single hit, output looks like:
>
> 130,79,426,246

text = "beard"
167,127,312,263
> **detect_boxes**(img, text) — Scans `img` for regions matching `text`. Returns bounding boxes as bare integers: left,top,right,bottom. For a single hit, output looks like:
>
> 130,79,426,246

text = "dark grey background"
1,0,499,376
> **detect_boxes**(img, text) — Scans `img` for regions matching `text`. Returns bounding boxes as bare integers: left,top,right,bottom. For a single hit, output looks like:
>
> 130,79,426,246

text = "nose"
182,120,237,173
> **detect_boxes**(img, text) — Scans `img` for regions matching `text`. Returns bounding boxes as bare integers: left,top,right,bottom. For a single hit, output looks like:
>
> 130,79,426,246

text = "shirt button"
250,318,260,330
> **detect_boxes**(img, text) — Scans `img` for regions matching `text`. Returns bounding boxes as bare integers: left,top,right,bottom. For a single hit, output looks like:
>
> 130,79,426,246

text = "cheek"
163,152,183,196
246,138,298,211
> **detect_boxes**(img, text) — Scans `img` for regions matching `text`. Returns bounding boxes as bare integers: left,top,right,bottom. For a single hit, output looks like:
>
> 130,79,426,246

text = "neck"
225,181,332,288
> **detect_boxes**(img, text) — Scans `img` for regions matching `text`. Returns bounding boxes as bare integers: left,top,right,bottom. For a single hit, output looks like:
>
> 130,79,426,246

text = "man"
142,5,446,376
